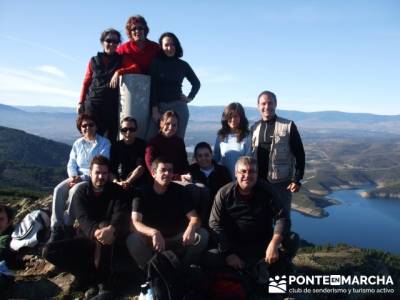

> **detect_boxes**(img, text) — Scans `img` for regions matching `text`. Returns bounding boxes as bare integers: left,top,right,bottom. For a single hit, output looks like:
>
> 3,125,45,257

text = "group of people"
0,14,306,300
78,15,200,142
43,91,304,298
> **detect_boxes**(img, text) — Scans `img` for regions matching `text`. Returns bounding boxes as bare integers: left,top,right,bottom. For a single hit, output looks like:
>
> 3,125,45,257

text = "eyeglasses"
159,167,173,174
104,39,120,44
81,123,95,128
131,26,145,32
120,127,136,133
237,169,257,175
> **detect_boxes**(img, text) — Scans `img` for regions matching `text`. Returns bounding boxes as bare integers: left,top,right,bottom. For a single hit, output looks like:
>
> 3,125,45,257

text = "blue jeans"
146,100,189,140
50,179,86,228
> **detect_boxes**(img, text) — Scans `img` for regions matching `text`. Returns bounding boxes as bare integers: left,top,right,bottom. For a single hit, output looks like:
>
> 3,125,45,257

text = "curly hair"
125,15,149,39
76,113,97,133
217,102,249,142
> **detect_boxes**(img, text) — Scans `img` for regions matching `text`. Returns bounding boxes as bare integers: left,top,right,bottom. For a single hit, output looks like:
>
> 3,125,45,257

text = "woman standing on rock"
116,15,160,140
147,32,201,139
213,102,252,179
77,28,123,142
116,15,160,75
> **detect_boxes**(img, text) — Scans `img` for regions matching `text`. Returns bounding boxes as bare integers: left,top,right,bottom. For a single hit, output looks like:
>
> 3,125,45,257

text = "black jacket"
87,52,122,100
209,180,290,257
189,161,232,199
73,181,130,240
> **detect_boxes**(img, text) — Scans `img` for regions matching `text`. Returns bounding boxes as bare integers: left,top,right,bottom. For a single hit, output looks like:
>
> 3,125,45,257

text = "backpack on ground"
10,209,50,251
144,250,185,300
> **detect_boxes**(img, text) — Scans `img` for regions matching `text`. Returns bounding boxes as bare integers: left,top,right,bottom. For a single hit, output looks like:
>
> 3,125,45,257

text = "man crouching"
208,156,299,277
126,157,208,269
44,155,130,299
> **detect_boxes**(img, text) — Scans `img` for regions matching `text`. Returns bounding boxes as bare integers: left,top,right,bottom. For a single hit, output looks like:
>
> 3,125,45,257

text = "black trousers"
203,232,300,275
43,237,113,285
85,92,119,143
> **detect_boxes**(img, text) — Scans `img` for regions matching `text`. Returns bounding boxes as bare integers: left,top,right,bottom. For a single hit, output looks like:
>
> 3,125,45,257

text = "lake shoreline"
295,184,377,218
292,187,400,254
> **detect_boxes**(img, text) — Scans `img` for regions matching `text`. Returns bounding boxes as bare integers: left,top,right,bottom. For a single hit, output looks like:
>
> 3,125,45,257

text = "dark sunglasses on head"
104,39,120,44
120,127,136,133
81,123,95,128
131,26,145,32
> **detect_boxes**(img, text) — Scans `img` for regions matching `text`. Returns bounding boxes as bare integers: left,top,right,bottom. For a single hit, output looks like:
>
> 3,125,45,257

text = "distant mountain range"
16,104,400,123
0,104,400,146
0,104,80,144
0,103,398,145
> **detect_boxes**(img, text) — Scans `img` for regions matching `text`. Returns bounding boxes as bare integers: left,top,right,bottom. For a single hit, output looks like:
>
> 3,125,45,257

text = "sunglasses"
131,26,145,32
81,123,95,128
120,127,136,133
104,39,120,44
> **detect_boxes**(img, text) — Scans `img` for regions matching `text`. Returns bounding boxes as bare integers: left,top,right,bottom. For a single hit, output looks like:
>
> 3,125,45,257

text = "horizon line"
0,102,398,117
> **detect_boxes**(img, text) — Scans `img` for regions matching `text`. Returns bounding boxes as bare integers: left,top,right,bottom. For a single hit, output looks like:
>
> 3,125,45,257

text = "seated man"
208,156,299,276
126,157,208,269
44,155,130,298
110,116,148,192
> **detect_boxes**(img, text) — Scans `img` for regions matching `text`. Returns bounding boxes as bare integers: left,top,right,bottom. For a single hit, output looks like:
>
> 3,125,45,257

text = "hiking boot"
47,227,64,244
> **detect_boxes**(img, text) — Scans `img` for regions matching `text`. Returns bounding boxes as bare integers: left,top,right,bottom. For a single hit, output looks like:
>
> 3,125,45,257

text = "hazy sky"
0,0,399,114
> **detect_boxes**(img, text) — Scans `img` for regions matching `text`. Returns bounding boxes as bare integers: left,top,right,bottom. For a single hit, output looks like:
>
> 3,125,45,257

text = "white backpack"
10,209,50,251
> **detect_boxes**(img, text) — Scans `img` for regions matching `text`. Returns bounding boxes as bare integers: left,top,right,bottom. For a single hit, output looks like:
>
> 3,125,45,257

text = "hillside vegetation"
290,137,400,216
303,138,400,193
0,126,69,194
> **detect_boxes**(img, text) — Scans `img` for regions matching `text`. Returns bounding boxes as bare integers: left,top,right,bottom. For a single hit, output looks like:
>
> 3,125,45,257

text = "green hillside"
0,126,69,196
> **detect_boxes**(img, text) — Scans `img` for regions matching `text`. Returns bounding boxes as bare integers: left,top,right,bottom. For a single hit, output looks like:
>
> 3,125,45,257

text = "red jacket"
117,39,160,75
